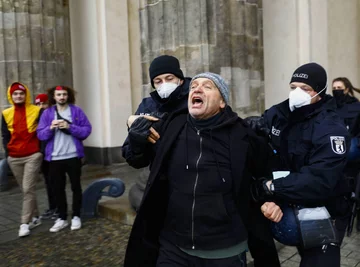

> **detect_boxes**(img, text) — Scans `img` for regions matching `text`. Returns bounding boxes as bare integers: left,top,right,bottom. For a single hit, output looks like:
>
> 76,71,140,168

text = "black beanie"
149,55,184,88
290,62,327,96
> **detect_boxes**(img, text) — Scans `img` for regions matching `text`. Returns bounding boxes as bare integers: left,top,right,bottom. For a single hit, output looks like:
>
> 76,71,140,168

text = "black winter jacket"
334,94,360,137
264,95,350,213
124,106,272,267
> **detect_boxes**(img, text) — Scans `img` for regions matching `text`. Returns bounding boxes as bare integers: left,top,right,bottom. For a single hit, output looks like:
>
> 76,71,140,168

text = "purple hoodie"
37,105,92,161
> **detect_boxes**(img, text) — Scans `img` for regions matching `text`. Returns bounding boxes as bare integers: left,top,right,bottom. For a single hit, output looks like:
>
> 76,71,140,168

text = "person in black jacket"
35,93,59,220
124,72,283,267
122,55,191,210
248,63,351,267
332,77,360,232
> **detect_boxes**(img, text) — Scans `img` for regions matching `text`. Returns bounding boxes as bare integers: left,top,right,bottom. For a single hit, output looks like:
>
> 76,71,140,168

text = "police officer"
122,55,192,210
250,63,351,267
332,77,360,232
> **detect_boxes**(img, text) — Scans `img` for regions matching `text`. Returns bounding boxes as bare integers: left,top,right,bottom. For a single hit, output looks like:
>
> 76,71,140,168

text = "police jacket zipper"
191,129,202,249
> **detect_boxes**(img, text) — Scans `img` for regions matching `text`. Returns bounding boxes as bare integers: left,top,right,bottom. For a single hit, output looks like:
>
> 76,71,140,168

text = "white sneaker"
29,217,41,230
19,224,30,237
49,219,68,232
71,216,81,230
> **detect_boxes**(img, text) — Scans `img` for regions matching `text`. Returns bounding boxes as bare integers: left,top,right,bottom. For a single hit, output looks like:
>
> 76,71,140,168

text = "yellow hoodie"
2,82,41,157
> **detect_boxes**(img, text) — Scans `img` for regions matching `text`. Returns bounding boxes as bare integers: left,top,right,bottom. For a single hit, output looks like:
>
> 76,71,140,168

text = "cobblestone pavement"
0,164,359,266
0,217,131,267
247,229,360,267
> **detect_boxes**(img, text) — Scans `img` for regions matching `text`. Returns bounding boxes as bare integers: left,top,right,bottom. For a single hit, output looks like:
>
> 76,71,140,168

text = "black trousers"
41,160,57,211
248,231,281,267
156,237,246,267
297,216,348,267
247,204,281,267
49,157,82,220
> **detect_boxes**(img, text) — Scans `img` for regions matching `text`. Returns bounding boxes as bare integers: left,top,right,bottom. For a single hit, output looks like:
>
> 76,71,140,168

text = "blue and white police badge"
330,136,346,154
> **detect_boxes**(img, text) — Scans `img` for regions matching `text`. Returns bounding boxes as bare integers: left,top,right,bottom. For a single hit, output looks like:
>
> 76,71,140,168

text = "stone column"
139,0,264,117
69,0,142,165
0,0,72,109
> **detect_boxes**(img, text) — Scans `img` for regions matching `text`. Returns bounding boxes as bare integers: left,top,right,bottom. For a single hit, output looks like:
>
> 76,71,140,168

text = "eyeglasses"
332,87,345,90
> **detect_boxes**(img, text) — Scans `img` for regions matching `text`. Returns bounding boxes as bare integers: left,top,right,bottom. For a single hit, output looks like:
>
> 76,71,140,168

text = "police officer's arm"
1,115,10,157
246,125,284,222
122,101,156,169
271,120,349,204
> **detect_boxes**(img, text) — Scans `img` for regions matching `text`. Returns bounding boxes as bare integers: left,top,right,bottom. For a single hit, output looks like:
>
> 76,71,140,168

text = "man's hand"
243,116,270,138
127,115,159,128
147,127,160,144
127,115,160,144
50,120,61,130
261,202,283,223
58,120,69,129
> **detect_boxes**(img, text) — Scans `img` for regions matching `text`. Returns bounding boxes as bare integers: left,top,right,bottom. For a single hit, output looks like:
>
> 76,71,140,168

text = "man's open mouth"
192,96,203,107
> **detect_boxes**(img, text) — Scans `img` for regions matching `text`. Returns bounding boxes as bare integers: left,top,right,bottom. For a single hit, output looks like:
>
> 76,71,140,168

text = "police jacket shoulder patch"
330,136,346,154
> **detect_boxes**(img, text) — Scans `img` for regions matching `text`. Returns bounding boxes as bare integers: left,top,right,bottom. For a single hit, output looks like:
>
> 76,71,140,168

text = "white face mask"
156,80,180,99
288,86,326,112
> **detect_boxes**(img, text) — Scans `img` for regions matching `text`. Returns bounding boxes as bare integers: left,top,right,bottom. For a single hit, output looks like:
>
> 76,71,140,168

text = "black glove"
149,112,168,134
128,116,153,152
244,116,270,138
250,177,273,202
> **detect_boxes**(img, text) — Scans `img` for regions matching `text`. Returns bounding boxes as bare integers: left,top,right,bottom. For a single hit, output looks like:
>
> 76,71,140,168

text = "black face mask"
332,90,347,106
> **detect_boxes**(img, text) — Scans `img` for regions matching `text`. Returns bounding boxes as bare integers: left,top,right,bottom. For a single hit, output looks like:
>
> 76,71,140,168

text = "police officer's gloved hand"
128,116,153,154
150,112,168,134
251,177,273,202
244,116,270,138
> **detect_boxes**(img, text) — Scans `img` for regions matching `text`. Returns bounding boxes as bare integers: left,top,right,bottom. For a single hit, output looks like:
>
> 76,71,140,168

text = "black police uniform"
263,95,350,267
334,93,360,232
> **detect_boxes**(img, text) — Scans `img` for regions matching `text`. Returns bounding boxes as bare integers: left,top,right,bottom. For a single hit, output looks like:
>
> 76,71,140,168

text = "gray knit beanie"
190,72,229,104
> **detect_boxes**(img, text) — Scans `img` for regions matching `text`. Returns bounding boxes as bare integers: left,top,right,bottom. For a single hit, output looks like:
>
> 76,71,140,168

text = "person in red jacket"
1,82,43,237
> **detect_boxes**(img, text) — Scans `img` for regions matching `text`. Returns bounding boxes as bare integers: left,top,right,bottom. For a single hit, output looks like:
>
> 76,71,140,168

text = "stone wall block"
29,0,41,14
3,36,17,60
229,0,246,34
29,27,43,60
13,0,28,13
183,1,202,45
0,62,8,108
18,61,33,87
230,34,247,68
5,61,19,83
2,1,15,12
43,15,55,29
17,37,31,60
0,39,5,61
245,3,259,37
42,0,55,16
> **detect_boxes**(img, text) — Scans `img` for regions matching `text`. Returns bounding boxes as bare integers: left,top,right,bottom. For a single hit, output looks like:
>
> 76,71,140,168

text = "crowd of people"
1,84,92,237
122,55,360,267
1,54,360,267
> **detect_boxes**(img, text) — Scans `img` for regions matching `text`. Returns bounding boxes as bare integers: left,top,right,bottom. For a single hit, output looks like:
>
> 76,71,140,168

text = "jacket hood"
7,82,31,106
